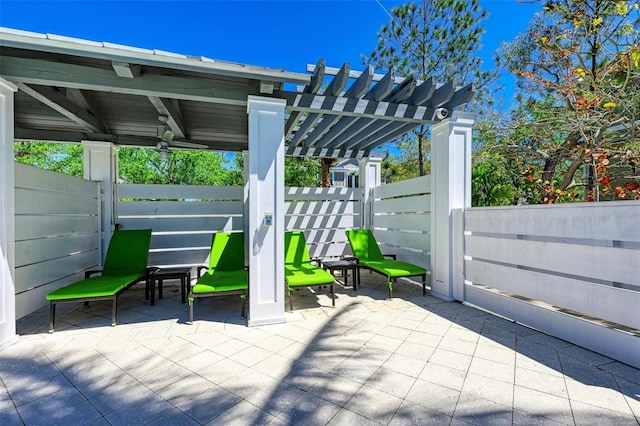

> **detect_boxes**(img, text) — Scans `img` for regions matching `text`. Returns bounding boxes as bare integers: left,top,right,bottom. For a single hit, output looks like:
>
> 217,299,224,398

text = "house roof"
0,27,474,159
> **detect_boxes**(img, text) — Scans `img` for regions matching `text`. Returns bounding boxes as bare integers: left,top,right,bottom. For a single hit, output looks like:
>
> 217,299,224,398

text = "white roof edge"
0,26,310,84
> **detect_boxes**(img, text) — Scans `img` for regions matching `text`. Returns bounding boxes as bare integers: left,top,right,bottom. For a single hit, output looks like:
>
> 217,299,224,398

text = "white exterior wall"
0,78,17,347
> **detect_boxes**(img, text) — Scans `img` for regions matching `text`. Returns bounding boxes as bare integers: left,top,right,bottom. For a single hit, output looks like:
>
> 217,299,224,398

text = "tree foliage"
365,0,494,176
493,0,640,202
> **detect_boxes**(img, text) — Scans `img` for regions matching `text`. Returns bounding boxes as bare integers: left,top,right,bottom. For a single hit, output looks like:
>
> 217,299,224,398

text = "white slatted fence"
370,175,431,269
14,163,100,318
463,201,640,368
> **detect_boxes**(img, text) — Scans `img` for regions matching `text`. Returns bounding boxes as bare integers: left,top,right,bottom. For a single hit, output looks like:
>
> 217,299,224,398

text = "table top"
152,267,192,277
321,259,358,268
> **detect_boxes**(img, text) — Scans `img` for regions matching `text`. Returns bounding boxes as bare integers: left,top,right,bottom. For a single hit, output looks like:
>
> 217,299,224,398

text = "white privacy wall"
285,187,360,259
463,201,640,368
116,184,361,269
14,163,100,319
370,175,431,270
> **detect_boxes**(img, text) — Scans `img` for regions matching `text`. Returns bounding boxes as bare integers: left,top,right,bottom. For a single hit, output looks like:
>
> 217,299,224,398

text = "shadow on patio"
1,274,639,425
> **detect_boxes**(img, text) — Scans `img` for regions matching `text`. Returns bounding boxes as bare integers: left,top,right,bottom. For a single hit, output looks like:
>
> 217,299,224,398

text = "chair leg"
289,288,293,311
188,297,194,325
111,298,117,327
422,274,427,296
49,302,55,333
241,294,246,319
331,282,335,307
388,278,394,299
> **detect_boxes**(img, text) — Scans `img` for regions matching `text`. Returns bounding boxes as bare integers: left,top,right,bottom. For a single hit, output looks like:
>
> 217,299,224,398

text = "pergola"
0,27,475,339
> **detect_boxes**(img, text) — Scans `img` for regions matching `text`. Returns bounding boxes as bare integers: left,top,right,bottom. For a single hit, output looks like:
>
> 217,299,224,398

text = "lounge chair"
188,232,248,324
285,231,335,311
46,228,153,332
345,229,427,299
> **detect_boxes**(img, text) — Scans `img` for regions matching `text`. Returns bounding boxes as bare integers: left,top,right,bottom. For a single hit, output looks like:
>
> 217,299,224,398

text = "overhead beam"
148,96,186,138
111,61,141,78
285,145,370,159
15,83,105,133
442,82,475,110
276,91,438,124
285,58,324,137
1,56,254,106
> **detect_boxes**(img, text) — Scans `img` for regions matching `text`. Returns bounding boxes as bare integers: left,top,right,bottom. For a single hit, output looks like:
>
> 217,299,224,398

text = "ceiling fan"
156,115,208,160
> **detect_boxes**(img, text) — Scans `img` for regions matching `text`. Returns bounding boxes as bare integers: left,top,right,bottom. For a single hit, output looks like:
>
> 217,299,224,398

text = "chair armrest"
85,270,103,279
383,254,397,260
310,257,323,267
146,267,160,278
197,266,209,278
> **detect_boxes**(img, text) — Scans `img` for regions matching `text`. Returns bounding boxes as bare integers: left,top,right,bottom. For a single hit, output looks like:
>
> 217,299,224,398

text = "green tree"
365,0,494,176
14,141,83,177
497,0,640,202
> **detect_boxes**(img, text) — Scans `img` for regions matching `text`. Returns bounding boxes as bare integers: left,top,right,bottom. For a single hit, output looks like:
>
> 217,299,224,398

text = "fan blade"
170,140,209,149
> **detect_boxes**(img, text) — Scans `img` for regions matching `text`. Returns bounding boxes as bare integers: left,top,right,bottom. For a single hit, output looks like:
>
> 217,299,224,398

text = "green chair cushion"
102,229,153,276
285,263,334,287
46,274,143,300
345,229,385,262
193,269,248,293
360,260,427,278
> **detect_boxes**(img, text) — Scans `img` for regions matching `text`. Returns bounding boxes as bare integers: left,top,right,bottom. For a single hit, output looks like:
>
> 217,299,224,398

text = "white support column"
430,112,475,302
358,157,382,230
0,78,17,348
247,96,286,326
83,141,119,262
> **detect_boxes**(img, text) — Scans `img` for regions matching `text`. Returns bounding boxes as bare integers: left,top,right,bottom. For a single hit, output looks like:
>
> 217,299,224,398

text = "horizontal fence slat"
15,251,98,293
466,260,639,329
117,201,244,216
286,201,360,216
117,184,243,200
15,163,97,196
16,234,98,268
373,214,431,233
149,233,215,250
466,235,639,286
117,217,243,233
286,187,360,201
373,194,431,215
375,229,429,253
466,202,640,242
285,214,358,231
148,250,212,267
15,216,99,240
16,189,98,215
307,243,350,259
373,175,431,200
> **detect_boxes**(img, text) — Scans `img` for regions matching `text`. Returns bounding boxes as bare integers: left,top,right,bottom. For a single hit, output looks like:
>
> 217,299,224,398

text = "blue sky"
1,0,541,104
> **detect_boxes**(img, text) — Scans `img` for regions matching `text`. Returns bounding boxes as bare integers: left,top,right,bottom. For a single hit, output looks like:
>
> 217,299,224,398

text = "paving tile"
180,349,225,372
381,352,427,378
460,373,514,408
243,380,304,416
570,399,638,425
331,356,380,384
173,384,241,424
307,371,363,406
276,391,341,426
564,377,633,415
344,383,404,424
209,337,251,358
366,366,416,399
138,362,193,392
254,334,296,353
405,378,460,417
154,374,217,406
7,372,76,407
280,361,326,391
428,348,472,372
327,407,381,425
364,333,404,352
232,345,274,367
0,396,23,426
513,385,574,425
468,356,515,384
394,340,436,363
206,400,277,425
514,366,568,398
615,376,640,419
453,393,513,425
198,357,248,385
389,400,452,425
418,362,467,392
17,386,101,426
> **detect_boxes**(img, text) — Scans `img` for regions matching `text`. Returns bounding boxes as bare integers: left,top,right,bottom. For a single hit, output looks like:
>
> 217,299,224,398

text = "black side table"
150,267,192,305
321,259,359,290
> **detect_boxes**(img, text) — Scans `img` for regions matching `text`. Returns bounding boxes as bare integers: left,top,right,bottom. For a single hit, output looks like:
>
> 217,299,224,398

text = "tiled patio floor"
1,273,639,425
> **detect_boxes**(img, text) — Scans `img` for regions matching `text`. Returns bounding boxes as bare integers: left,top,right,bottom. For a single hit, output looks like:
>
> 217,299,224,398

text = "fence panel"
14,163,99,318
463,202,640,368
285,187,361,259
370,174,431,270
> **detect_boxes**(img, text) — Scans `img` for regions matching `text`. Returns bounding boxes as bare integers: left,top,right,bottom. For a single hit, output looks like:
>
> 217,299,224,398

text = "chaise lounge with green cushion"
188,231,248,324
46,228,153,332
285,231,335,311
345,229,427,299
